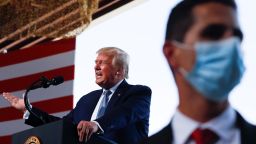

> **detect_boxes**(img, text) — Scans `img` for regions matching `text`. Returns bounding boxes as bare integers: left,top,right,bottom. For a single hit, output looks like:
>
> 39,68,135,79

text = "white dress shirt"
171,106,240,144
90,79,123,121
90,79,124,133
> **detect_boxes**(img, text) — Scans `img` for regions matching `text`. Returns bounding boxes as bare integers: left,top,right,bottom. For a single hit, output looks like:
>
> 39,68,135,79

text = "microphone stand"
24,78,46,124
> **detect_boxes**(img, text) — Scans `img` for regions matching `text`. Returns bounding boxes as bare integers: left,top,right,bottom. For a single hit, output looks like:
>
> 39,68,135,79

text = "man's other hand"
77,120,99,142
1,92,26,112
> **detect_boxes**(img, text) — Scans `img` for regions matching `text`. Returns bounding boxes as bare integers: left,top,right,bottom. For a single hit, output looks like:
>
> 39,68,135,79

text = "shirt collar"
172,109,199,144
103,79,124,94
172,105,237,144
201,106,237,141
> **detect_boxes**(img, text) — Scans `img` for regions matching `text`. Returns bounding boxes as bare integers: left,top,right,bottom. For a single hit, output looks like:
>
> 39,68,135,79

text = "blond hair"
97,47,129,79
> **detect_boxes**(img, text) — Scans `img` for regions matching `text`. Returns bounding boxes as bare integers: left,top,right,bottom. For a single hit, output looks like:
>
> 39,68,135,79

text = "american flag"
0,38,75,143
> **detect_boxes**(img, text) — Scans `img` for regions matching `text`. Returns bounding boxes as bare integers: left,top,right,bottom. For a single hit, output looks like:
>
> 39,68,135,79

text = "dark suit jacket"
25,80,152,144
142,111,256,144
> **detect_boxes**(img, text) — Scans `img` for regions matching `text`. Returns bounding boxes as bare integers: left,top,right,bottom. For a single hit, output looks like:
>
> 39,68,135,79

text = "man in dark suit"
143,0,256,144
2,47,151,144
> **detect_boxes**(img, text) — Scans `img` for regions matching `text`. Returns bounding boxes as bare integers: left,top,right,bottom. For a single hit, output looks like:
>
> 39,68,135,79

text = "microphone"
30,76,64,90
24,75,64,124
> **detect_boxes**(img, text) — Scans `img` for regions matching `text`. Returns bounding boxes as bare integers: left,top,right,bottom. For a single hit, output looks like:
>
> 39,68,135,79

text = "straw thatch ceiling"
0,0,133,53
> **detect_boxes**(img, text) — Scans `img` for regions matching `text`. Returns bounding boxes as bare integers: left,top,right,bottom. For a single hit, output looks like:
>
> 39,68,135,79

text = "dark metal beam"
93,0,133,19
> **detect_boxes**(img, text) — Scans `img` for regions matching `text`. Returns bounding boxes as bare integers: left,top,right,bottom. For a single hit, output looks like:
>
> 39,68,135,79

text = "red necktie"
190,128,219,144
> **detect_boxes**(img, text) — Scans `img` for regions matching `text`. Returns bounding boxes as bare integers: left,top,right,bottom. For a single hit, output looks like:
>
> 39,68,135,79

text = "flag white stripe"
0,80,74,108
0,111,69,136
0,51,74,81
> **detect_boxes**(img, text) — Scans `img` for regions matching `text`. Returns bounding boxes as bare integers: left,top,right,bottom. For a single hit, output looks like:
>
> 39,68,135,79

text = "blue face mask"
178,37,245,102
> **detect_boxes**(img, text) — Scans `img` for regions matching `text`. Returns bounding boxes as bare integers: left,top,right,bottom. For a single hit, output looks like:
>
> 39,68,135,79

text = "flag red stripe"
0,95,73,122
0,135,11,144
0,65,74,92
0,38,75,67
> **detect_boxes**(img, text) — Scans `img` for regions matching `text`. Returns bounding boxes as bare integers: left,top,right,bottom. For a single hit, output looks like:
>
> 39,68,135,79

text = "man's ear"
115,69,123,77
163,41,178,69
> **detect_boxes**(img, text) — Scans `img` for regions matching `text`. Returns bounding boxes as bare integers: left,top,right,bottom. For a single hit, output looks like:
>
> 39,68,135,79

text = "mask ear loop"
171,41,196,72
169,40,194,77
178,67,189,77
171,40,192,49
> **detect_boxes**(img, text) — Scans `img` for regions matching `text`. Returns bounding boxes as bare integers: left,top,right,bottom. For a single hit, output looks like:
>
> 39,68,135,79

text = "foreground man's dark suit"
142,112,256,144
25,80,152,144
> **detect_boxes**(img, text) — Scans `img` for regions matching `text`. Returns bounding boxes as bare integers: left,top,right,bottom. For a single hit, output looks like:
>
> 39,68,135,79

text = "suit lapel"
84,90,102,119
105,80,129,113
91,90,103,107
146,122,173,144
235,111,256,144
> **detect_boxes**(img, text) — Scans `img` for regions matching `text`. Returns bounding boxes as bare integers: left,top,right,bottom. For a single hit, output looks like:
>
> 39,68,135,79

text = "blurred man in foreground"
143,0,256,143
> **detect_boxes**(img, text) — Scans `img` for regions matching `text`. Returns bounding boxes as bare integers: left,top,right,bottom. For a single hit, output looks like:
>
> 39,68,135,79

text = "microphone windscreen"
52,76,64,85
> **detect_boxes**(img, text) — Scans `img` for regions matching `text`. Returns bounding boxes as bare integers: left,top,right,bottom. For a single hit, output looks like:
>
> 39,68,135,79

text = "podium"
12,120,117,144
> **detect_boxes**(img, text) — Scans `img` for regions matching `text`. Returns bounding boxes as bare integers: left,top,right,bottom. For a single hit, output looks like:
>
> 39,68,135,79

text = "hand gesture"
77,120,99,142
1,92,26,112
